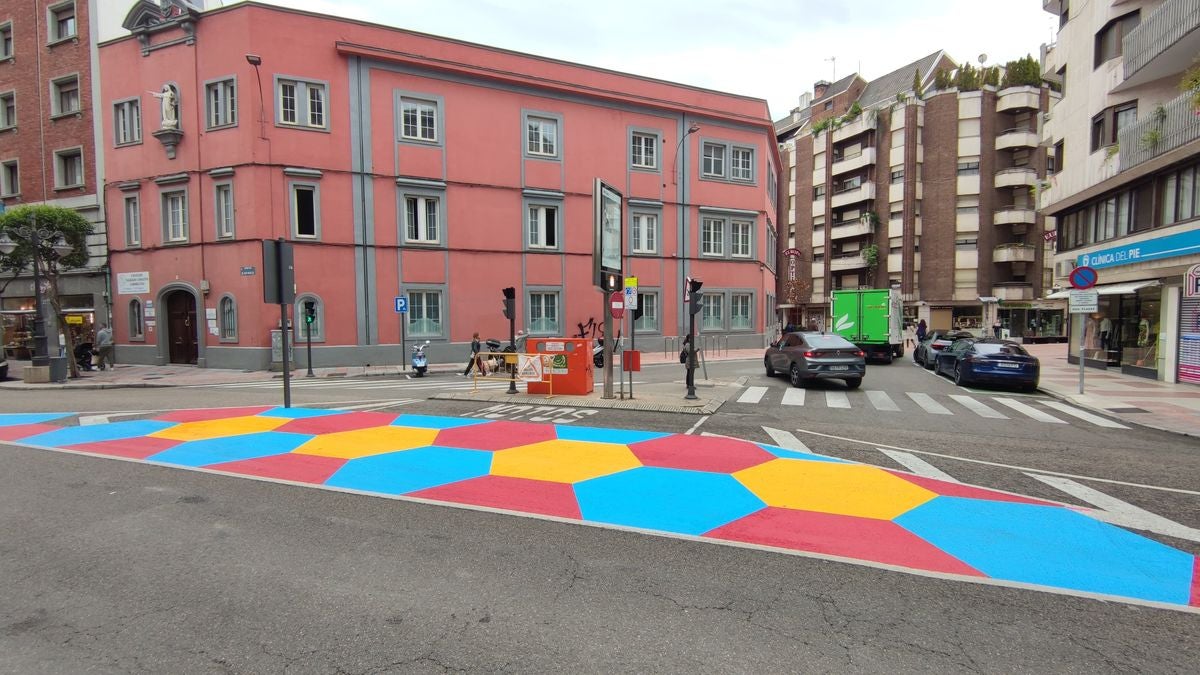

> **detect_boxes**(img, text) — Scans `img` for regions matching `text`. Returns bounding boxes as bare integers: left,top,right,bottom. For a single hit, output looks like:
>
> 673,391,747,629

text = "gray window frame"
274,75,330,131
701,292,725,331
629,128,660,171
527,288,561,336
523,192,563,252
214,181,235,239
629,207,661,255
1,22,13,60
730,291,754,331
53,146,83,189
289,181,321,240
0,90,15,129
204,76,238,130
0,159,18,197
47,2,76,44
161,187,189,244
700,216,725,257
403,286,446,339
766,225,777,272
701,141,725,177
633,289,660,334
523,110,562,160
218,294,238,342
397,93,442,145
128,298,145,341
730,219,753,258
123,194,141,247
701,138,758,185
49,74,80,117
294,294,325,343
113,97,142,146
398,183,446,248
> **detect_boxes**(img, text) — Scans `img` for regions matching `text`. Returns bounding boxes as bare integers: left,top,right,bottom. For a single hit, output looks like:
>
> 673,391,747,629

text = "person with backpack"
916,319,928,344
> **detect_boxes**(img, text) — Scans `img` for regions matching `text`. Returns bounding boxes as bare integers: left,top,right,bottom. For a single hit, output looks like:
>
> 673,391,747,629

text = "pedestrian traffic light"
303,300,316,325
602,272,623,293
688,278,704,315
502,286,515,320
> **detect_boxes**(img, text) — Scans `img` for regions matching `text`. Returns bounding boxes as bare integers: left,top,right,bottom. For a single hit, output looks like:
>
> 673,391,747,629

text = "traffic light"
602,272,623,293
303,300,316,325
502,287,515,320
688,278,704,315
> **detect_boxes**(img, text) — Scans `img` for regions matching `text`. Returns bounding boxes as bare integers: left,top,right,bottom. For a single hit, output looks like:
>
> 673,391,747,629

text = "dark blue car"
934,338,1039,392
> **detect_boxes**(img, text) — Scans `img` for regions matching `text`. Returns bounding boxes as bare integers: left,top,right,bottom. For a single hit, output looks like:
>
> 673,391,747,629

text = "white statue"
148,84,178,130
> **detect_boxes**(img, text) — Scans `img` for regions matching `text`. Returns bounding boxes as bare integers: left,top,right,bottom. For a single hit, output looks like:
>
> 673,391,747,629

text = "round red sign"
609,291,625,319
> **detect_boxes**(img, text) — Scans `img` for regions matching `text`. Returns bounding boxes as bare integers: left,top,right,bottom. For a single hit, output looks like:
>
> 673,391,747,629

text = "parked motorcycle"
592,334,623,368
410,340,430,377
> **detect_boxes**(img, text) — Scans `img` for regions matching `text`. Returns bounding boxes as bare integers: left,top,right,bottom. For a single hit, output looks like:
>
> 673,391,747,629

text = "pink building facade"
101,2,779,369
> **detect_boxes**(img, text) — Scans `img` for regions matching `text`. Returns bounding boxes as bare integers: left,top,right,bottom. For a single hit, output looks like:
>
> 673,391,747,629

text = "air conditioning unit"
1054,260,1075,277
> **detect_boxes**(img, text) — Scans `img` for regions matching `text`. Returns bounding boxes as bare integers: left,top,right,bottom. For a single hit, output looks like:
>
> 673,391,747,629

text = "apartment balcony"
994,167,1038,189
830,219,875,241
992,282,1034,301
830,182,875,209
831,147,876,176
1120,0,1200,91
993,243,1038,264
995,128,1040,151
832,113,875,143
1042,0,1066,16
996,87,1040,113
829,251,869,272
1118,90,1200,171
994,207,1037,226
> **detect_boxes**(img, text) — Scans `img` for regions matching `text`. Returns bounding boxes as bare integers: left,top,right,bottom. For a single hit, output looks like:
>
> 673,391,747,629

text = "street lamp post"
0,223,71,368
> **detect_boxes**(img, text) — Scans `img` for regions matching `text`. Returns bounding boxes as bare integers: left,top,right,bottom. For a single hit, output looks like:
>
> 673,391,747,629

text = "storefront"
1180,264,1200,385
997,304,1066,343
1,295,98,359
1052,281,1164,378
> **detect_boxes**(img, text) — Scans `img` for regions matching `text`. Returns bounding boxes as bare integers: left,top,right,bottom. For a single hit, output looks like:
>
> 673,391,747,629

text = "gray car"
765,332,866,389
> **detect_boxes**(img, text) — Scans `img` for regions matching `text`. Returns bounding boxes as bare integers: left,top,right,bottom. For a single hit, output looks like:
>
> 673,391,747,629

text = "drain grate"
1106,407,1148,413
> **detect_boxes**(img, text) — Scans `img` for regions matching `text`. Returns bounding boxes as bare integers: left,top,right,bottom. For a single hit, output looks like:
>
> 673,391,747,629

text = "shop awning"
1045,280,1161,299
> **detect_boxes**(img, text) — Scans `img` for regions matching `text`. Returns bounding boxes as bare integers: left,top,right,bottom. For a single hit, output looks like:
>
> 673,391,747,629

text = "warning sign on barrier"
517,354,544,382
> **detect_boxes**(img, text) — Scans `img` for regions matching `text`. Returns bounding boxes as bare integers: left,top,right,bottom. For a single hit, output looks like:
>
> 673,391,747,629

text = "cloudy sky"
112,1,1057,120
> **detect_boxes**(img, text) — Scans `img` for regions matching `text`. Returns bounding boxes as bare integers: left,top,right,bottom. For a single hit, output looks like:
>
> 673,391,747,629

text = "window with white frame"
529,292,559,334
291,184,318,238
527,204,558,249
294,296,323,341
0,91,14,128
1,23,13,60
219,295,237,340
401,98,437,141
54,148,82,188
51,76,79,116
631,132,657,169
631,212,657,254
407,291,442,337
114,99,141,145
278,78,327,129
731,220,752,257
128,298,144,339
0,160,17,197
701,217,724,256
215,183,234,238
49,3,75,42
123,194,140,246
731,147,753,181
731,293,752,330
162,190,188,242
702,142,725,176
404,195,439,244
634,292,658,332
206,78,236,129
701,293,723,331
526,115,558,157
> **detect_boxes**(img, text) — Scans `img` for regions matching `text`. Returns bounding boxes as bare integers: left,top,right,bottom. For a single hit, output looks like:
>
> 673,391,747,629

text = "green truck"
830,288,904,363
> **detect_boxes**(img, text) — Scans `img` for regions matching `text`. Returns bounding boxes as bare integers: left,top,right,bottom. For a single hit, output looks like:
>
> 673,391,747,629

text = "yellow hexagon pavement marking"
293,425,439,459
149,415,289,442
734,459,936,520
491,440,642,484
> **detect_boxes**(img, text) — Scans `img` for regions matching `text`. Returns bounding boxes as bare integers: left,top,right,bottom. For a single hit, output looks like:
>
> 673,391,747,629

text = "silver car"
765,332,866,389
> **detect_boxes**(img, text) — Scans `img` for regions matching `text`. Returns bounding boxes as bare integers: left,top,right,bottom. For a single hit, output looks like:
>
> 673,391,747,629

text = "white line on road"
330,399,421,411
906,392,952,415
1040,401,1130,429
1026,473,1200,543
879,449,960,482
993,397,1066,423
737,386,768,404
865,390,900,411
825,391,851,409
781,389,806,406
684,415,710,435
77,415,112,426
948,395,1009,419
762,427,813,453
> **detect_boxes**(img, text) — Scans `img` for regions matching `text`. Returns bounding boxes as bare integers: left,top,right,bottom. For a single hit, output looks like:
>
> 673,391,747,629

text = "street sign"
1068,265,1098,290
394,296,408,313
624,276,638,310
1069,289,1098,313
609,291,625,319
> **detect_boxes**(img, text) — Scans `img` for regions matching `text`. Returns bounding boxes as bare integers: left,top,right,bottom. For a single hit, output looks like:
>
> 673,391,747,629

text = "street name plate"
1069,290,1098,313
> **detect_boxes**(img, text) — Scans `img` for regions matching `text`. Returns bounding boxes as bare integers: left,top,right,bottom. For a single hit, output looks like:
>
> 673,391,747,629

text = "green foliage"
1000,55,1042,88
956,63,981,91
1183,60,1200,110
933,68,952,90
811,117,833,135
861,244,879,269
1140,127,1163,150
983,66,1001,87
1105,143,1120,160
912,68,923,97
845,101,863,120
0,205,93,275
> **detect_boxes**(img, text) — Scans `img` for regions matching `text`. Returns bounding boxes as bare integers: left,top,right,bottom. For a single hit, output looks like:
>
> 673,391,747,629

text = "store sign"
1185,264,1200,298
1076,228,1200,269
116,271,150,295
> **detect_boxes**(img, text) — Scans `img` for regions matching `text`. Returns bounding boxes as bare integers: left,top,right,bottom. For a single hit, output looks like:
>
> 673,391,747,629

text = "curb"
432,391,723,415
1035,386,1195,438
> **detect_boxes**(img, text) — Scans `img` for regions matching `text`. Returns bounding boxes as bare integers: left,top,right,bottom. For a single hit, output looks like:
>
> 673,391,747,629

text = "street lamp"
671,122,701,185
0,223,73,368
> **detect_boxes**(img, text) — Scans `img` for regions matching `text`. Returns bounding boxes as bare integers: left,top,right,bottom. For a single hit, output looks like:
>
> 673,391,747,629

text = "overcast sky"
117,1,1058,120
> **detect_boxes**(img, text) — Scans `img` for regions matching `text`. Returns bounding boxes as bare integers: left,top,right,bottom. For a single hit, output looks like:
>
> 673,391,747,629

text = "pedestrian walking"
462,332,486,376
915,319,927,344
993,317,1002,339
904,322,916,349
94,323,114,371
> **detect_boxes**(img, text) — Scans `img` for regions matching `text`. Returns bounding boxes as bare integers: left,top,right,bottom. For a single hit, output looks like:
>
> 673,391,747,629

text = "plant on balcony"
1104,143,1119,161
861,244,879,285
859,211,880,228
1183,60,1200,112
933,68,952,90
983,66,1001,88
956,63,981,92
844,101,863,121
1140,127,1163,150
1000,55,1042,89
1152,104,1167,124
912,68,923,97
811,117,833,136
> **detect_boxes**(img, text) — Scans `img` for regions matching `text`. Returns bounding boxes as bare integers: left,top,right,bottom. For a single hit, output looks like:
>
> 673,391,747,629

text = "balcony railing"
994,207,1037,226
830,220,875,240
994,167,1038,189
1118,91,1200,171
992,283,1034,301
829,252,869,271
992,243,1038,263
831,147,876,176
997,87,1041,113
1122,0,1200,85
830,182,875,209
995,128,1040,151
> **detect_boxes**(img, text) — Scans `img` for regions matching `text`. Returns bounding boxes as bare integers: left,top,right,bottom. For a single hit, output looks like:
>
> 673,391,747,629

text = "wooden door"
166,291,198,364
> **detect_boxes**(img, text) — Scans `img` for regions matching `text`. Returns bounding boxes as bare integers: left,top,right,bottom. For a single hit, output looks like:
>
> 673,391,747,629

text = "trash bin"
527,338,593,395
48,355,69,382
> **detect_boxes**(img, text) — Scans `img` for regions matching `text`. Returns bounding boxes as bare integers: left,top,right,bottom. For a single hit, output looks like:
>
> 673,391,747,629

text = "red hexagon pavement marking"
410,475,583,520
883,470,1061,506
0,423,60,442
434,420,558,452
207,453,347,484
629,434,775,473
65,436,183,460
274,411,399,435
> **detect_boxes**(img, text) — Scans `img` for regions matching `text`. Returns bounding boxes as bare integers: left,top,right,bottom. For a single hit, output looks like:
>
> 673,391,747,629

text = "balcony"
1043,0,1066,16
1118,91,1200,171
831,147,876,176
829,251,869,272
830,182,875,209
996,87,1040,113
830,218,875,241
1120,0,1200,90
992,282,1034,301
995,128,1040,151
993,243,1038,264
994,167,1038,189
994,207,1037,226
832,113,875,142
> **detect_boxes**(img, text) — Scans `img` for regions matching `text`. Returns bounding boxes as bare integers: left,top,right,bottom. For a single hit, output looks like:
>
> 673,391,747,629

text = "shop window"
218,295,237,341
128,299,144,340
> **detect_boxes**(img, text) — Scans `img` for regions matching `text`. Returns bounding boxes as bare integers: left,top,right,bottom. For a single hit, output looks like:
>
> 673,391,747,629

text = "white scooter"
410,340,430,377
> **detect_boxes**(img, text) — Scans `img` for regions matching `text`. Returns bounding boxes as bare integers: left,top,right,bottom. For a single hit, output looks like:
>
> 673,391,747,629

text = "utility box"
830,288,904,363
527,338,593,395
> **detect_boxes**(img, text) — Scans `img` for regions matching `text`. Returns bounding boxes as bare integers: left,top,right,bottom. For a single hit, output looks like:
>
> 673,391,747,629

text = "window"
1095,11,1139,67
294,296,323,341
702,293,723,331
162,190,188,242
49,3,75,42
631,212,657,254
527,205,558,249
401,97,437,141
631,132,658,169
51,76,79,116
128,299,144,340
0,91,14,128
1051,140,1064,174
824,101,833,111
1090,113,1106,152
1,22,12,59
123,195,140,246
1114,102,1137,137
731,293,752,330
404,195,440,244
0,160,17,197
890,169,904,184
956,161,980,176
206,78,237,129
277,78,327,129
702,142,725,177
291,184,318,238
766,226,777,271
529,292,559,334
407,291,442,337
54,148,82,188
634,292,658,332
731,147,753,181
114,99,141,145
731,220,752,257
813,185,825,200
219,296,237,341
701,217,724,256
215,184,234,238
526,115,558,157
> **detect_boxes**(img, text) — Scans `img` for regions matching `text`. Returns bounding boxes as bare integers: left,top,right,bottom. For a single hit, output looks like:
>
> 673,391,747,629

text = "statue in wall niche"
148,84,178,130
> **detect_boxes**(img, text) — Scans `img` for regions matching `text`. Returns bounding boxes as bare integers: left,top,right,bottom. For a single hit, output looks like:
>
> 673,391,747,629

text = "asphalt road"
2,360,1198,672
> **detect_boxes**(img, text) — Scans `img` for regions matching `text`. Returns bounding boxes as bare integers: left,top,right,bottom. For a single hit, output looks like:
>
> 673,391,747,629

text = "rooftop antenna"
825,56,836,81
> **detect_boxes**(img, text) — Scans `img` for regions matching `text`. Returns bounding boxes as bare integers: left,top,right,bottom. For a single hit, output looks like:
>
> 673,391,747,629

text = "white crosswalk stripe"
737,386,768,404
879,449,959,482
865,390,900,411
825,391,851,409
906,392,952,415
993,397,1066,423
1025,474,1200,543
1040,401,1130,429
781,389,806,406
948,394,1009,419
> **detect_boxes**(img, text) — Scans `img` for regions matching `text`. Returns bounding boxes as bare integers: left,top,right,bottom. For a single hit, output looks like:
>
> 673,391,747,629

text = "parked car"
934,338,1040,392
765,332,866,389
914,330,975,369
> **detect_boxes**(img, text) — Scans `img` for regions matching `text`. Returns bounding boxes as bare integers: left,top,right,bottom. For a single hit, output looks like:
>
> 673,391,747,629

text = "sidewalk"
1020,342,1200,438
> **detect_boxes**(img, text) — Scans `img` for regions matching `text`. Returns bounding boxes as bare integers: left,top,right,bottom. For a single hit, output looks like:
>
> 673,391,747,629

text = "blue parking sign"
394,296,408,313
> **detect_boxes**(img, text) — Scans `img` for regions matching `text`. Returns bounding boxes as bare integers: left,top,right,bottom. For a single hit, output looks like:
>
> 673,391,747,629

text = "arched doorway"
165,289,198,364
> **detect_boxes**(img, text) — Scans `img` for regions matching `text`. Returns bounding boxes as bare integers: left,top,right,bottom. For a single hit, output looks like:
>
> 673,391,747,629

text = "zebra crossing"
732,386,1129,429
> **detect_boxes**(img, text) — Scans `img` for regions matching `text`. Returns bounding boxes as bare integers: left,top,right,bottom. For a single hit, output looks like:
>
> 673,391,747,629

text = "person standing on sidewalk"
462,332,486,377
95,324,114,371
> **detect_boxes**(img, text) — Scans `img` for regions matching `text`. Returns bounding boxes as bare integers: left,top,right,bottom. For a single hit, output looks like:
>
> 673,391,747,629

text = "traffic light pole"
685,310,698,400
305,316,314,378
602,289,614,399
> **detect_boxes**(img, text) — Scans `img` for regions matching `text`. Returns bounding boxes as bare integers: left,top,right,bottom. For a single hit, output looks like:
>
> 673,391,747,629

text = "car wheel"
913,349,921,364
953,364,968,386
1022,382,1038,393
789,363,805,388
0,365,7,381
844,377,862,389
880,351,893,365
764,357,775,377
922,354,935,369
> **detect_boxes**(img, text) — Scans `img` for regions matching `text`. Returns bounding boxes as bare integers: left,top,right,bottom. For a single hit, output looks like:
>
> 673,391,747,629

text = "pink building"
101,1,780,369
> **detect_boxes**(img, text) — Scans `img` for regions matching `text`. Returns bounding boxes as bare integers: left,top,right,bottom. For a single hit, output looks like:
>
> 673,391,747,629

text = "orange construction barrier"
526,338,593,395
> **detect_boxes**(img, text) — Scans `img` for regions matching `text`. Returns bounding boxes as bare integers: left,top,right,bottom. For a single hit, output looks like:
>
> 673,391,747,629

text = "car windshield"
974,343,1029,356
803,335,854,349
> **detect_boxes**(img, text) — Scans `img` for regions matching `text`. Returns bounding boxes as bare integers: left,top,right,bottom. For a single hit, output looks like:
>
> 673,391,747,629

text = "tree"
0,205,94,378
912,68,923,98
